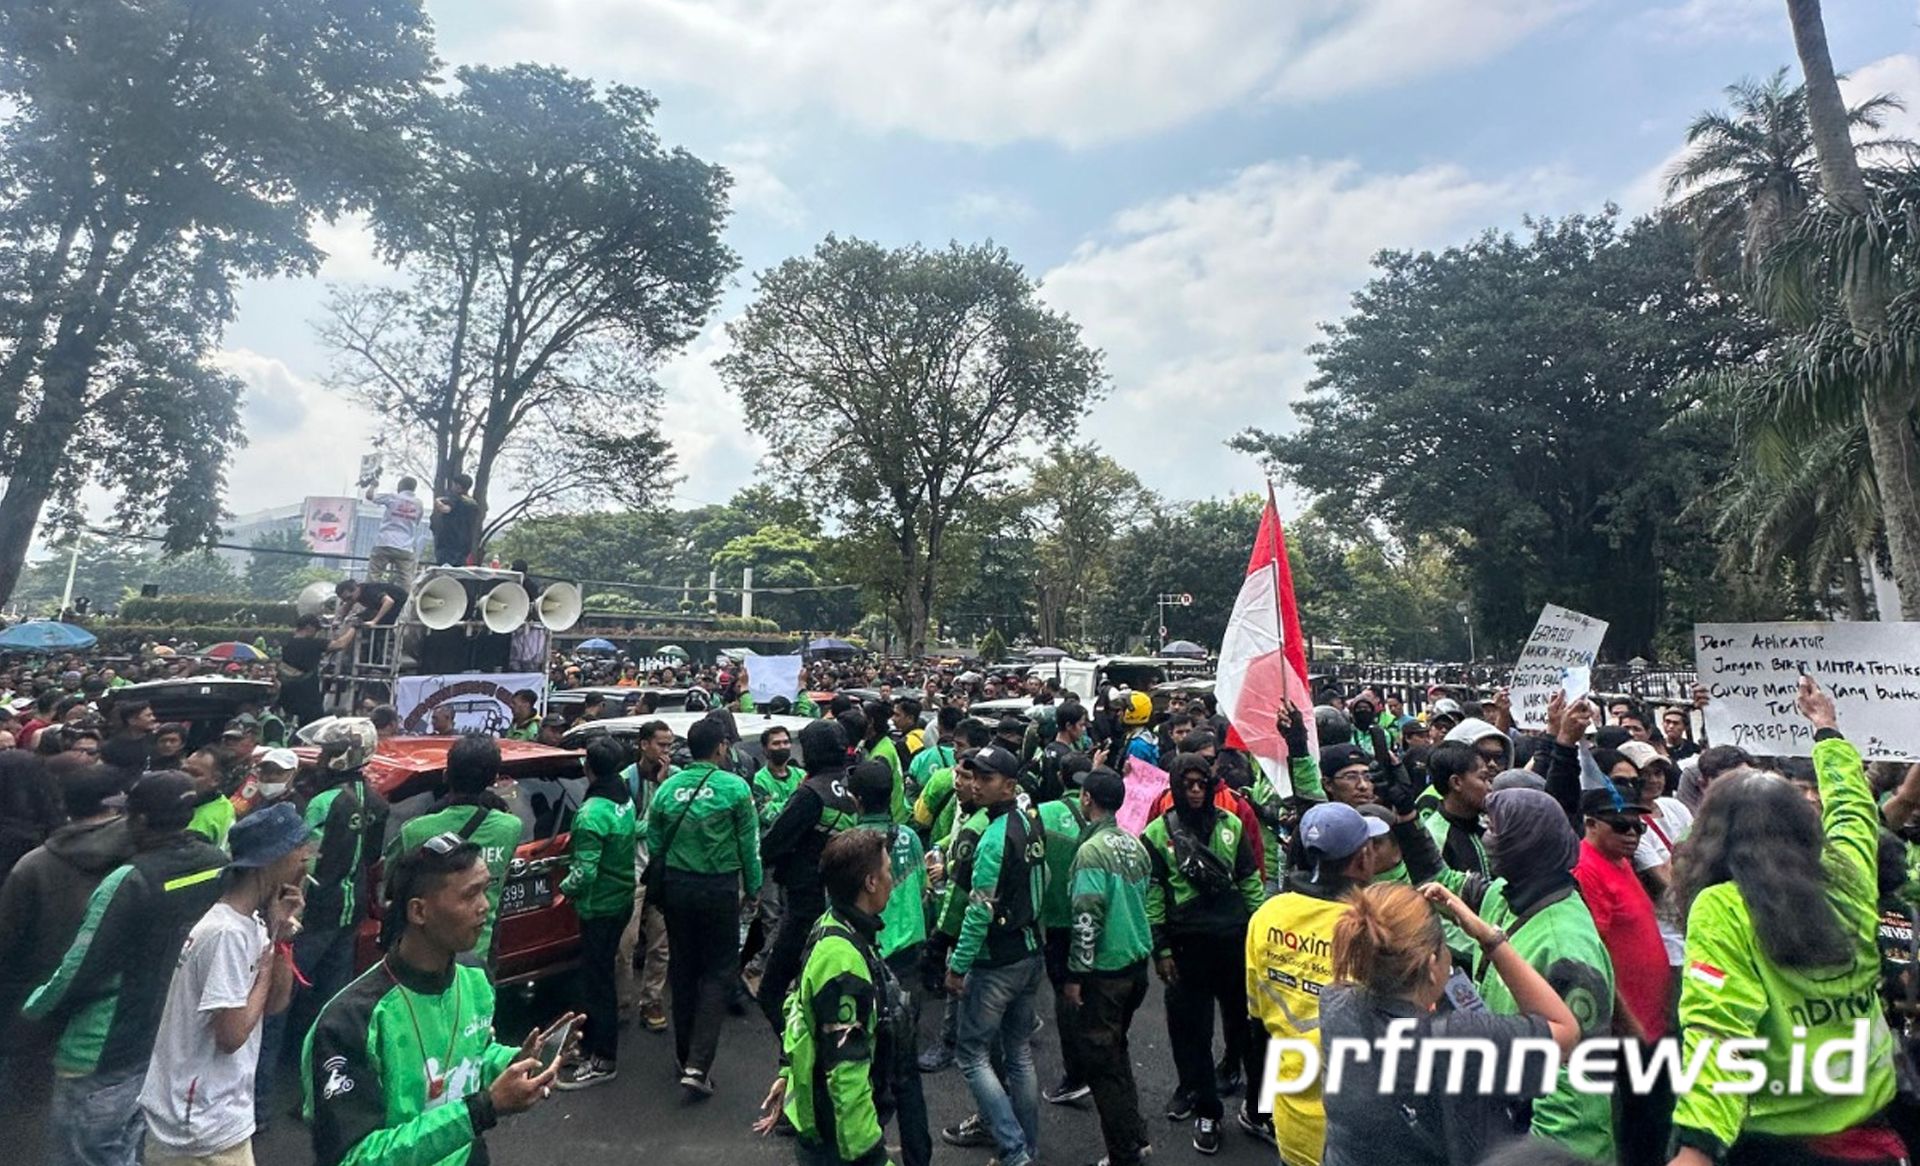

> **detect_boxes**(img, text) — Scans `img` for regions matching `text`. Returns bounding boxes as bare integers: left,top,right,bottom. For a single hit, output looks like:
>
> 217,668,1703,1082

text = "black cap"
125,771,197,831
1319,743,1369,780
1579,786,1652,818
995,716,1028,739
1081,767,1127,811
971,745,1022,780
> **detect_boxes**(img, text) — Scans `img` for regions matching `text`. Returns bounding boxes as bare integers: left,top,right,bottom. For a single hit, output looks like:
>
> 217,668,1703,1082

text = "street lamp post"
1455,600,1474,662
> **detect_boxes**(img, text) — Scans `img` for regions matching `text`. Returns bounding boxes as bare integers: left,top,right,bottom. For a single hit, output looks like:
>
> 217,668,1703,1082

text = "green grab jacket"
1068,820,1153,976
1036,797,1088,931
935,807,987,942
560,794,637,919
303,956,521,1166
392,804,525,962
912,767,960,845
646,762,763,895
857,812,928,960
1671,733,1896,1160
780,905,900,1166
950,801,1046,975
752,763,804,831
305,774,389,932
868,737,910,824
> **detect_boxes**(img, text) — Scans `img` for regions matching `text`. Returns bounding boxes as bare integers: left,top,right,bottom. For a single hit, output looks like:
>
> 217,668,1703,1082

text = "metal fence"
1309,660,1698,713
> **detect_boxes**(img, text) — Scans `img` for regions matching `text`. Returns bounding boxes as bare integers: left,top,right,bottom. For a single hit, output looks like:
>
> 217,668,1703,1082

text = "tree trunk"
1842,552,1871,620
1787,0,1920,617
0,356,97,604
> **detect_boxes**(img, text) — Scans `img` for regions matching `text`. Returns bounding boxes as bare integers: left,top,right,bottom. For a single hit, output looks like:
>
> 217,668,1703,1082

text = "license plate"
499,874,554,918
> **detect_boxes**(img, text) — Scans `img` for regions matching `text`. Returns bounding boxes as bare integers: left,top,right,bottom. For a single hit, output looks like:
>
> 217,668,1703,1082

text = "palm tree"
1783,0,1920,618
1665,68,1902,284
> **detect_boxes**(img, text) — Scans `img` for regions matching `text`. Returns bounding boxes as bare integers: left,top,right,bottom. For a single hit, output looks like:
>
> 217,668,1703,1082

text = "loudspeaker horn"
295,581,335,618
414,576,470,631
535,582,583,632
479,582,531,634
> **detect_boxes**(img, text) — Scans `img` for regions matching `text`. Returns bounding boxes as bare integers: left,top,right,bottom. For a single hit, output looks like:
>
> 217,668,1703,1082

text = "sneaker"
1215,1063,1244,1097
678,1067,714,1098
1088,1140,1153,1166
1235,1104,1274,1141
1192,1117,1222,1156
940,1114,994,1148
556,1057,617,1091
1165,1088,1196,1122
641,1003,668,1032
1043,1077,1091,1105
917,1043,955,1073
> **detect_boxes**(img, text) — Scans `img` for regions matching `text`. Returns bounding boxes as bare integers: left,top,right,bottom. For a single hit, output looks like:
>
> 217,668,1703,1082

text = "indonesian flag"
1216,484,1317,795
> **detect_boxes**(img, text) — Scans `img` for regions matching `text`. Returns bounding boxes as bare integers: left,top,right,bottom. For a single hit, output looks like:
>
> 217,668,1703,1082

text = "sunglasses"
1178,775,1212,788
419,831,465,856
1596,816,1646,835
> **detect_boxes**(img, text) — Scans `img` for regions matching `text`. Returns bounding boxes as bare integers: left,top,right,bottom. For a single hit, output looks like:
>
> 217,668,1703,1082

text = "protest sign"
301,496,354,556
1695,622,1920,760
743,652,803,705
1117,755,1169,837
395,672,545,735
1511,604,1609,729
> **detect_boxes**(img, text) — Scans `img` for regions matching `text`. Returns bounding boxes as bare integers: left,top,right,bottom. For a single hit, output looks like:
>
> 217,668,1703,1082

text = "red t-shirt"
1574,839,1672,1040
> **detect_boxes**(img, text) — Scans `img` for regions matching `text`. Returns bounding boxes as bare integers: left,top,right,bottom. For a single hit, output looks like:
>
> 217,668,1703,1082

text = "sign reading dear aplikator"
1695,622,1920,760
1511,604,1609,730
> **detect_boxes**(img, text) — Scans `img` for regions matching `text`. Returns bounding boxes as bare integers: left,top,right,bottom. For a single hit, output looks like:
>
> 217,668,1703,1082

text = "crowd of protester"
2,636,1918,1166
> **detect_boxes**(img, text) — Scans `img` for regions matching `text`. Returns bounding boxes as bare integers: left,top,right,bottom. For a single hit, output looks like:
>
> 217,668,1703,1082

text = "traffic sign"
1179,593,1193,606
1158,625,1168,638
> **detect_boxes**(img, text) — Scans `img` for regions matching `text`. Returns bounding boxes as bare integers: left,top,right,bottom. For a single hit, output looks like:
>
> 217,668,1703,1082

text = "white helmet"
302,716,378,772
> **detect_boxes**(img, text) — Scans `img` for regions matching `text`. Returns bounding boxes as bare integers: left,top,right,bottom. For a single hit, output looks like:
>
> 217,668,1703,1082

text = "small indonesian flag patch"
1687,961,1728,989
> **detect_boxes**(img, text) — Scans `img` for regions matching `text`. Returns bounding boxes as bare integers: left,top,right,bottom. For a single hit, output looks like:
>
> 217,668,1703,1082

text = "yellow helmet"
1121,691,1152,726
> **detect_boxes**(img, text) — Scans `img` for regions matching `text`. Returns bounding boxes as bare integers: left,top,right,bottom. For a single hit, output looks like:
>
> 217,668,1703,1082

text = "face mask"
256,781,288,801
767,747,792,765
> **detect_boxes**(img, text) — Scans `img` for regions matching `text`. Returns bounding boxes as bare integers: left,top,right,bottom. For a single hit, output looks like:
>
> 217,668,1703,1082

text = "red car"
296,736,590,985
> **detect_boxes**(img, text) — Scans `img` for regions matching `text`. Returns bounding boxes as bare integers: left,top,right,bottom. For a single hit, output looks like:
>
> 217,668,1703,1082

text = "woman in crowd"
1318,880,1579,1166
1670,677,1900,1166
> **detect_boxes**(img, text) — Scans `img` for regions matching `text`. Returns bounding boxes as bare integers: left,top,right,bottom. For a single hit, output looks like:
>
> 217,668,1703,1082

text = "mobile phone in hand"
537,1018,575,1069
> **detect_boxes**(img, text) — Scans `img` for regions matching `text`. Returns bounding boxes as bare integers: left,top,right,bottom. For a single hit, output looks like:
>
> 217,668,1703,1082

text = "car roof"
293,736,584,796
967,697,1039,717
99,677,276,706
562,711,816,746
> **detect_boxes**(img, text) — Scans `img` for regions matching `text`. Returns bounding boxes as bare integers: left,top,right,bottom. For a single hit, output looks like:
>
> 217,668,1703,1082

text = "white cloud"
309,213,393,283
718,141,806,227
651,322,765,506
212,349,377,514
1042,159,1549,499
947,190,1036,223
478,0,1570,147
1641,0,1777,44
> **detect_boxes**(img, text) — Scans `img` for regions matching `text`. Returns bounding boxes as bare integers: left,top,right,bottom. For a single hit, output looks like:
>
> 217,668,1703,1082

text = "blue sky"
209,0,1920,520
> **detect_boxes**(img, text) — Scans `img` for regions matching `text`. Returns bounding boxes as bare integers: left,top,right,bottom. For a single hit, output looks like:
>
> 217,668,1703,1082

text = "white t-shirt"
371,490,425,550
1632,796,1694,966
139,902,270,1155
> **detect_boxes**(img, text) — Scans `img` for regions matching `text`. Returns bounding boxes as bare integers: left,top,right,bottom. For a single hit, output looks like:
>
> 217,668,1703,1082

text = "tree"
1087,495,1265,653
721,237,1105,656
1783,0,1920,616
0,0,435,604
711,526,861,631
246,528,318,602
1235,214,1773,658
322,64,734,544
1665,68,1901,283
1028,444,1145,647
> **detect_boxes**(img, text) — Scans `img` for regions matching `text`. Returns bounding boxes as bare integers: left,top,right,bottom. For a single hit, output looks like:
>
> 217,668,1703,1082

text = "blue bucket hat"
228,802,308,868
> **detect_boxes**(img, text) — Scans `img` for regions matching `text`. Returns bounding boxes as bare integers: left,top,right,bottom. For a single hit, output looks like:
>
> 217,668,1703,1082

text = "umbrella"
1027,646,1068,660
1160,639,1208,659
205,641,265,662
578,638,618,654
656,644,690,660
0,621,97,651
807,636,858,655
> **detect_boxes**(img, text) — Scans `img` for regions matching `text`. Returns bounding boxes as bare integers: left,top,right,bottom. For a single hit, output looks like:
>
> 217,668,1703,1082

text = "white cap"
258,748,300,772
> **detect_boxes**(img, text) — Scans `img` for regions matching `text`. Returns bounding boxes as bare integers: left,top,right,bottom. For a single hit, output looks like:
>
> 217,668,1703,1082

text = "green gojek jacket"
646,763,763,895
1036,797,1088,931
780,905,901,1166
950,801,1046,975
1473,880,1616,1163
908,742,955,798
1671,734,1896,1159
857,812,928,960
303,956,522,1166
391,804,524,962
867,736,911,824
752,764,805,831
933,804,985,941
912,767,961,846
1141,805,1264,958
1249,755,1323,884
305,774,389,932
1068,820,1153,976
559,793,637,919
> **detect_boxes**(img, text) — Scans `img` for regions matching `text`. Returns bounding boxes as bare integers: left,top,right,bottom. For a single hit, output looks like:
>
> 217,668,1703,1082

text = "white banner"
1696,622,1920,760
302,496,355,556
1511,604,1609,730
395,672,547,736
743,652,803,705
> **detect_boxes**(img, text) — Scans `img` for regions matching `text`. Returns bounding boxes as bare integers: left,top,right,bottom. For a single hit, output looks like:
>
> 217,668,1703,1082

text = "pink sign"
1116,755,1169,837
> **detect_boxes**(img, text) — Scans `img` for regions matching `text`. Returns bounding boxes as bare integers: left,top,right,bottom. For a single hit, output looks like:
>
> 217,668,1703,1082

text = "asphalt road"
255,968,1283,1166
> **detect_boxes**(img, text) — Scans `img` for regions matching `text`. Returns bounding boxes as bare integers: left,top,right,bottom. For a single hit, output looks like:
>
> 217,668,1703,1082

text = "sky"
207,0,1920,522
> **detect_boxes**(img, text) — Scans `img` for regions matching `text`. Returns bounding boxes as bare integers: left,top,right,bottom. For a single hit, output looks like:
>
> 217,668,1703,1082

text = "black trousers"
759,886,825,1033
1615,1038,1674,1166
1165,931,1256,1120
883,949,933,1166
1067,965,1150,1166
577,908,631,1062
658,871,741,1074
1043,928,1089,1087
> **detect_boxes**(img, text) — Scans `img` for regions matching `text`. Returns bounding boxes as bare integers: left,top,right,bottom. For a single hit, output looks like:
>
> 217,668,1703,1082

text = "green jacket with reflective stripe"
24,833,228,1075
781,906,894,1166
305,774,388,932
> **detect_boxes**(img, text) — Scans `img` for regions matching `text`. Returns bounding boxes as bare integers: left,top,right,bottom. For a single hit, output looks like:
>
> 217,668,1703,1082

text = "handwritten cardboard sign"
1511,605,1609,730
1695,622,1920,760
